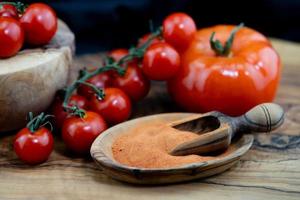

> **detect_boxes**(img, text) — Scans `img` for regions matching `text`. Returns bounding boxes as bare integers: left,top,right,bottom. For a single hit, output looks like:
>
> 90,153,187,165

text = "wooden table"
0,39,300,200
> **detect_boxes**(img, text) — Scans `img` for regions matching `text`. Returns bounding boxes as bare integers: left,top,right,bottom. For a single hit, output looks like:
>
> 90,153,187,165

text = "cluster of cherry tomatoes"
0,2,57,58
13,12,197,165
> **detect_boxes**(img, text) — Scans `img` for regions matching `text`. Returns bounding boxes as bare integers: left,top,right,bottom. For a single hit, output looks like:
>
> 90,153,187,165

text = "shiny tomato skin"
14,127,54,165
89,88,131,125
109,48,128,62
113,63,150,101
168,25,281,116
163,12,196,52
20,3,57,45
108,48,138,70
137,33,162,48
0,17,24,58
142,42,180,81
51,94,89,129
62,111,107,154
0,4,18,19
77,72,113,99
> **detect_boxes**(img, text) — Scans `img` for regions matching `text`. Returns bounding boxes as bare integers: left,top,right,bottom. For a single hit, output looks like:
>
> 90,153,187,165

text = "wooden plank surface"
0,39,300,200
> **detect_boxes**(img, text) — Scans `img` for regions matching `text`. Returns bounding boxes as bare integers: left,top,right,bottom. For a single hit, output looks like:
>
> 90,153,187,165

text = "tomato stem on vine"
76,80,105,100
0,1,27,14
210,23,244,57
62,26,162,116
26,112,53,133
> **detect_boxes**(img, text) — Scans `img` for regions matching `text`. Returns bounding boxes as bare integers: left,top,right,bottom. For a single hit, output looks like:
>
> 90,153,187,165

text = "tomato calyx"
210,23,244,57
66,106,86,118
0,1,27,14
26,112,53,133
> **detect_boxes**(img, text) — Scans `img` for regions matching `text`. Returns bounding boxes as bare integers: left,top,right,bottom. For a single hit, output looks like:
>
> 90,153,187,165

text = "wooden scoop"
169,103,284,156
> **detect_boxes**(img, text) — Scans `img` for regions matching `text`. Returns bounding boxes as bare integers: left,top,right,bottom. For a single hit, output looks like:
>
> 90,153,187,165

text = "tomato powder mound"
112,123,234,169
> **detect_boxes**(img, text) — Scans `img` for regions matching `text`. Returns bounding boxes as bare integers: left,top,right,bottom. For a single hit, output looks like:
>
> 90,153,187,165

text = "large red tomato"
168,25,281,116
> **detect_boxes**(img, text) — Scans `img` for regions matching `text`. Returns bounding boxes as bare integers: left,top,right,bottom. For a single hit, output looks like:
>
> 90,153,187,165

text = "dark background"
24,0,300,54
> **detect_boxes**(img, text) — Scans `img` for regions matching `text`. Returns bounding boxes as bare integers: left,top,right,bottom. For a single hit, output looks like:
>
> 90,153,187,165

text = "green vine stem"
26,112,53,133
210,23,244,57
0,1,27,14
62,27,162,117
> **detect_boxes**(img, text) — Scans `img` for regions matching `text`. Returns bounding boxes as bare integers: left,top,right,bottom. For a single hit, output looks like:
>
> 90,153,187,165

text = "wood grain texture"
0,20,74,131
0,38,300,199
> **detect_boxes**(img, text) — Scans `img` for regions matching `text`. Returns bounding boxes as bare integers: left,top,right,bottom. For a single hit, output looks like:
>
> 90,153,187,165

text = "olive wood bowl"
0,20,74,132
90,113,253,185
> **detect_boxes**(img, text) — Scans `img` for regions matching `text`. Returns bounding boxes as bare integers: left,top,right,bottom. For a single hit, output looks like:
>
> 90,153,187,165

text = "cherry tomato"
62,111,107,154
137,33,162,48
142,42,180,81
51,94,89,129
77,72,113,99
168,25,281,116
0,17,24,58
14,127,54,165
108,48,138,69
113,63,150,101
0,4,18,19
163,12,196,51
108,48,128,62
89,88,131,125
20,3,57,45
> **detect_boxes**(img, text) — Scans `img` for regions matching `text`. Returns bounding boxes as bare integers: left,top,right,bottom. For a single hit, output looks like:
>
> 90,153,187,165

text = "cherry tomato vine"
0,1,26,14
62,27,163,117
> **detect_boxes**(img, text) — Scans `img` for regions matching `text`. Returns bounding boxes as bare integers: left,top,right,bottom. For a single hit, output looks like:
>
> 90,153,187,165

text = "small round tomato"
163,12,196,51
89,88,131,125
51,94,89,129
142,42,180,81
113,63,150,101
0,17,24,58
77,72,113,99
0,4,18,19
108,48,128,62
137,33,162,48
108,48,138,71
14,127,54,165
62,111,107,154
20,3,57,45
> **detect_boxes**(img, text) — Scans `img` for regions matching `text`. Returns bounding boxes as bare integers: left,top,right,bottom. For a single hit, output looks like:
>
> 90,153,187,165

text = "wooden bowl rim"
91,113,254,173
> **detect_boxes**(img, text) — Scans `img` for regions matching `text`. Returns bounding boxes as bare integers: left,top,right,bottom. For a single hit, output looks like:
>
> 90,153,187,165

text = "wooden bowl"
90,113,254,185
0,20,74,132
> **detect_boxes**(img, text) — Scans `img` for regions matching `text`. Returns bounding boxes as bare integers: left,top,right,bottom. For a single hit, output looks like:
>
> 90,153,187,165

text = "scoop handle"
231,103,284,133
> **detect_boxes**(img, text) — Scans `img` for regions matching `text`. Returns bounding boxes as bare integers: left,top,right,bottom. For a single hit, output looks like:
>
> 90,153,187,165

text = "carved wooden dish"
0,20,75,132
90,113,253,185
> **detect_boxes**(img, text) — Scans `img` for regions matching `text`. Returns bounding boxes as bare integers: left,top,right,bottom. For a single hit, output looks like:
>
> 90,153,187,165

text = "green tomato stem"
0,2,27,14
26,112,53,133
210,23,244,57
